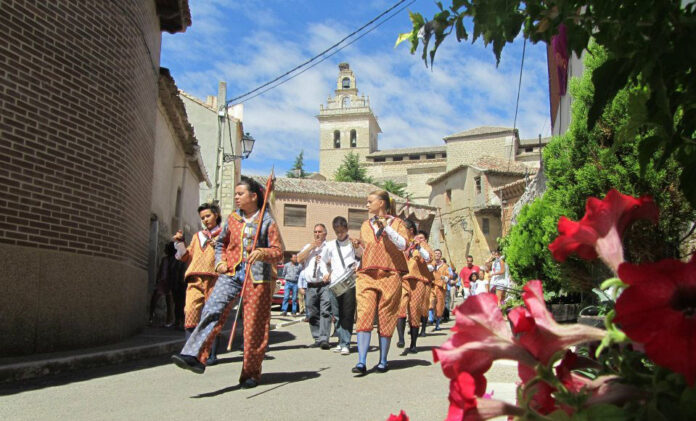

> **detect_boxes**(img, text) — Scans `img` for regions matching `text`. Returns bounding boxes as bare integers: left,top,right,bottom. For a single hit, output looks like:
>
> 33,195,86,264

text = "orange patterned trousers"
198,280,272,383
398,278,426,328
430,285,446,318
184,275,217,329
421,283,432,318
355,270,402,337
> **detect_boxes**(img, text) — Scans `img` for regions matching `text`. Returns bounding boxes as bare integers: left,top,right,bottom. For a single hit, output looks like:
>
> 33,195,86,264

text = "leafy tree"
397,1,696,206
334,152,373,183
378,179,410,198
286,150,307,178
501,43,694,292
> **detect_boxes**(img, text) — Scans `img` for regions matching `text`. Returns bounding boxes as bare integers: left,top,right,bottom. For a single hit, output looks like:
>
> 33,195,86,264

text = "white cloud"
163,3,551,174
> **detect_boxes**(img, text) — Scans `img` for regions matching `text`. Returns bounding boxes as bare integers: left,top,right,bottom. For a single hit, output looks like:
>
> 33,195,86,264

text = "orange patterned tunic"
358,217,409,274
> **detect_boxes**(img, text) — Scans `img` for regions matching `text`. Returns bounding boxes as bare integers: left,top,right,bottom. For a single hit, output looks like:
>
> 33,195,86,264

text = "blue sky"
161,0,551,176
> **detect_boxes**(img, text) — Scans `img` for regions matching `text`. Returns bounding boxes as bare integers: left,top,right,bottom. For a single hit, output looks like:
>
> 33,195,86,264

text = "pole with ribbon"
226,168,276,351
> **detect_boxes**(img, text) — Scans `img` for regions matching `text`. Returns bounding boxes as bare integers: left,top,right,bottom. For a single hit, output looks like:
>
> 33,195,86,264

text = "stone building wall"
445,133,517,170
0,0,188,355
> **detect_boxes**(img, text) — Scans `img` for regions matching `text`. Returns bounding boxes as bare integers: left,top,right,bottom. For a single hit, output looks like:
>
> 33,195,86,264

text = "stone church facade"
317,63,549,269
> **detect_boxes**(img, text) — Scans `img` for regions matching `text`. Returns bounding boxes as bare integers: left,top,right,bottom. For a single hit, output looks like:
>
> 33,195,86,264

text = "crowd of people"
160,176,510,388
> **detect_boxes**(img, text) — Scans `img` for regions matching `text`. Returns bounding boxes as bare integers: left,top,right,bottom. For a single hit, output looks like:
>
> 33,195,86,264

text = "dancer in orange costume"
352,190,409,375
395,220,434,354
429,249,449,331
172,177,283,389
172,203,222,363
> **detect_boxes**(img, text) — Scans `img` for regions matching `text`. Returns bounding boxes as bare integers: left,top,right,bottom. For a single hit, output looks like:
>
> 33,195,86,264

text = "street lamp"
223,132,256,162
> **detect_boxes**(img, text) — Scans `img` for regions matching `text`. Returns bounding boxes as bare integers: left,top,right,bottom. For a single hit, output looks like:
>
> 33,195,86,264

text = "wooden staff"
226,168,275,351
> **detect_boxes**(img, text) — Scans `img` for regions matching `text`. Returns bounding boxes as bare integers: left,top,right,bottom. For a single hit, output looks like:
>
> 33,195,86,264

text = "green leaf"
599,277,626,291
581,404,627,421
395,32,412,48
638,135,663,174
408,11,424,27
587,58,631,131
680,386,696,419
455,15,467,41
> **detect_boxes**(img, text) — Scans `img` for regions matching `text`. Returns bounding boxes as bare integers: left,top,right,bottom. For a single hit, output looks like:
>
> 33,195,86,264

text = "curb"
0,338,184,384
2,317,302,384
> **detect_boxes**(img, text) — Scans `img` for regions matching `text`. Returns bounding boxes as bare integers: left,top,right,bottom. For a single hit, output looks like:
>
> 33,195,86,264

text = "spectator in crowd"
298,270,309,321
488,250,509,304
281,254,302,316
297,224,331,349
149,242,179,327
458,255,480,302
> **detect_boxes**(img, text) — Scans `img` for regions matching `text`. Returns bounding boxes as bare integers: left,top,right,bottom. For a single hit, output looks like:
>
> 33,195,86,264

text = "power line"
235,0,415,105
512,38,527,131
225,0,410,106
508,37,527,172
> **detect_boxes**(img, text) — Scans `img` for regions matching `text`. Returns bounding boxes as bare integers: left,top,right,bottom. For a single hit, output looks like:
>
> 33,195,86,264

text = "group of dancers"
169,177,449,387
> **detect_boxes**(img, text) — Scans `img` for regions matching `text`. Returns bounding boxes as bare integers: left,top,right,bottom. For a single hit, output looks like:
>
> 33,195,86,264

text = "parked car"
272,263,286,306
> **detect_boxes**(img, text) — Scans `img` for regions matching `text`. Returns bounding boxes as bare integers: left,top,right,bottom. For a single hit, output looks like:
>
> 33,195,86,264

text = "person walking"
323,216,361,355
395,222,433,355
281,254,302,316
171,177,283,389
172,203,222,363
297,224,331,349
352,190,409,375
429,250,449,331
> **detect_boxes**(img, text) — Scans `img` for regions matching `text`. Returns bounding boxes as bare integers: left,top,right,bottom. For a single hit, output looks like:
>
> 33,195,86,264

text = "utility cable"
508,37,527,172
234,0,415,105
225,0,410,106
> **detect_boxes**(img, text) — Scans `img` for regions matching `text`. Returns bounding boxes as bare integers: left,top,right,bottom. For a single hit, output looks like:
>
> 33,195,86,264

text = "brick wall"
0,0,158,267
0,0,164,355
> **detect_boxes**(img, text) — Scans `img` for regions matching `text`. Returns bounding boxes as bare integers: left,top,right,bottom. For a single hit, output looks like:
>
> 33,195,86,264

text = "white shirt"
323,238,358,284
300,242,328,283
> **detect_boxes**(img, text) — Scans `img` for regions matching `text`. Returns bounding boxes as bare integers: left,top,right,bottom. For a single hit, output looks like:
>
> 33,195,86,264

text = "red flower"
446,372,523,421
518,363,558,415
615,255,696,385
386,410,409,421
433,293,536,379
548,189,658,272
446,371,483,421
509,281,605,365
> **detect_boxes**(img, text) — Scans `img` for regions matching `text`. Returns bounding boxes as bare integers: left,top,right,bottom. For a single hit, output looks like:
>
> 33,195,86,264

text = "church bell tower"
317,63,381,180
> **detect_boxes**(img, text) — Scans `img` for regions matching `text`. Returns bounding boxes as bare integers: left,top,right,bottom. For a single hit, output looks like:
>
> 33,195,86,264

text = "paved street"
0,314,518,421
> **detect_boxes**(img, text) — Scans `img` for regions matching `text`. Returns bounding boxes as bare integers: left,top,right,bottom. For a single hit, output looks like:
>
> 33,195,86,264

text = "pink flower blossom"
509,281,606,364
433,293,536,379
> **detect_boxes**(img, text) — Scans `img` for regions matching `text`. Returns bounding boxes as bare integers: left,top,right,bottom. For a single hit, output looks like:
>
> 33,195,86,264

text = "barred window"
284,204,306,227
348,208,368,230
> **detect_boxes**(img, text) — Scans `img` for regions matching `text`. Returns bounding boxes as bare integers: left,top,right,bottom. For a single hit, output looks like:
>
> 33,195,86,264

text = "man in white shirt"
297,223,330,349
323,216,362,355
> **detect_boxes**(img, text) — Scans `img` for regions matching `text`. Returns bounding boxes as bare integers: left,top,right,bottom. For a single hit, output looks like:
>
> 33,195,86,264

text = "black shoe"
171,354,205,374
320,341,331,350
419,330,426,337
352,363,367,375
206,356,218,366
399,348,409,356
240,378,258,389
307,342,321,348
281,312,287,316
396,341,405,348
407,346,418,354
374,362,389,373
